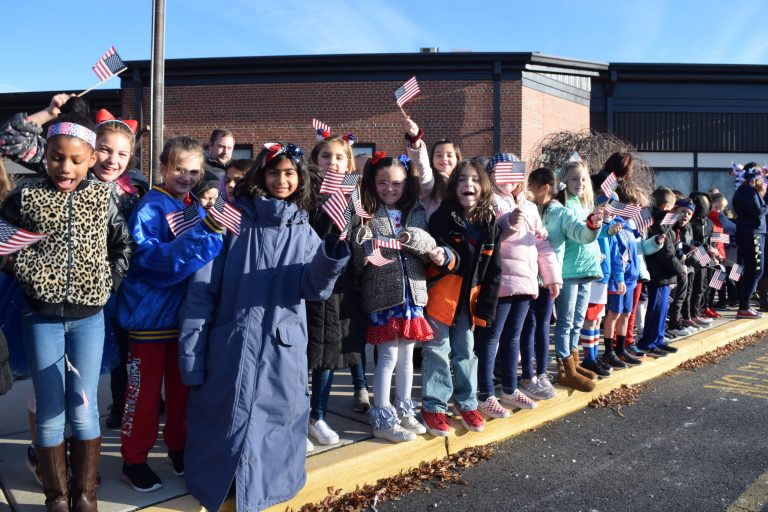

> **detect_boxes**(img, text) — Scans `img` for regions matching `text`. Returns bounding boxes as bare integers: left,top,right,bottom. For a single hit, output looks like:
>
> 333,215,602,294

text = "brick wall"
123,78,586,176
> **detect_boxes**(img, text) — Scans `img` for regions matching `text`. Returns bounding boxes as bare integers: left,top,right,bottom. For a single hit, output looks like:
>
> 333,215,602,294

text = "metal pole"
149,0,166,185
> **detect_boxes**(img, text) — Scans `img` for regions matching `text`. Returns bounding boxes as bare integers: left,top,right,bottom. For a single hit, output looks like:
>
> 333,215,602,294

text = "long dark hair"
428,139,462,201
601,152,635,179
234,143,313,210
442,160,495,225
361,156,420,221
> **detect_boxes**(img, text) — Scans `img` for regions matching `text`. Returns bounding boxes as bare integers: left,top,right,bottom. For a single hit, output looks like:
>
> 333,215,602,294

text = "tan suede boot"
557,356,596,392
70,437,101,512
571,349,597,380
37,442,69,512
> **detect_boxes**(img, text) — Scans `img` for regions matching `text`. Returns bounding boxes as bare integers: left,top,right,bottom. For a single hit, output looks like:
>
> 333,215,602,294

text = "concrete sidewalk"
1,310,764,512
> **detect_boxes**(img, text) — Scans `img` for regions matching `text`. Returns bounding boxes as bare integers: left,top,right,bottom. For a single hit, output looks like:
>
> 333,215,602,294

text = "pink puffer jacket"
494,192,561,298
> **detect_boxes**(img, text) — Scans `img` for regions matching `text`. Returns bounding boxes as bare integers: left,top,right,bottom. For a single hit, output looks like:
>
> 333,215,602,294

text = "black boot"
69,437,101,512
105,401,124,430
37,442,69,512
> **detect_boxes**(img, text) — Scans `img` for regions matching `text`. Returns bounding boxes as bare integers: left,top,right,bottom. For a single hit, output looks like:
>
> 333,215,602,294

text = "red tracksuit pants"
624,283,644,347
120,341,188,464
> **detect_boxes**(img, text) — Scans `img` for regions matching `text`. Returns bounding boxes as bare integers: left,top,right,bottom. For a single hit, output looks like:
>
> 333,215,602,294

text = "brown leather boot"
69,437,101,512
37,442,69,512
557,356,596,392
571,349,597,380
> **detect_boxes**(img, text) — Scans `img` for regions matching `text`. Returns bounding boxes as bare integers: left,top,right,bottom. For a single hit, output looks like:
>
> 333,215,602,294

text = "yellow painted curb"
145,317,768,512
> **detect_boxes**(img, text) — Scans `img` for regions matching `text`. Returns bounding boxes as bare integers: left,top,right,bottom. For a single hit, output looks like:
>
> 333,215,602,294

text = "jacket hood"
236,195,308,226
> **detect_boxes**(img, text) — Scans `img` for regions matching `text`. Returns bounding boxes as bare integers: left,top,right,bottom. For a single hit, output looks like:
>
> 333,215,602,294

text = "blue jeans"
737,233,765,310
639,284,670,351
476,296,531,398
22,309,104,447
310,368,333,421
554,279,592,359
422,308,478,413
520,287,553,379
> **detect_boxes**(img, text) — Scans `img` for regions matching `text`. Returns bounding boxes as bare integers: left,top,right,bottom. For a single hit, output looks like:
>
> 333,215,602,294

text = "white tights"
373,338,415,408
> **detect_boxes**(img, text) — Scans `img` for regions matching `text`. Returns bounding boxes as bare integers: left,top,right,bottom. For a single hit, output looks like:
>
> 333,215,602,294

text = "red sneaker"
708,307,722,318
737,309,763,319
421,411,450,437
455,408,485,432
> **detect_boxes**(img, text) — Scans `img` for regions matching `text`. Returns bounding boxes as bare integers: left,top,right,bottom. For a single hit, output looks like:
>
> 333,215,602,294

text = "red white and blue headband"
264,142,305,165
47,122,96,149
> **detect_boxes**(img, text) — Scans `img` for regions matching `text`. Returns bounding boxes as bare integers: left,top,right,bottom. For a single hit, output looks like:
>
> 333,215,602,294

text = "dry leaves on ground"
588,383,647,414
671,329,768,373
295,444,494,512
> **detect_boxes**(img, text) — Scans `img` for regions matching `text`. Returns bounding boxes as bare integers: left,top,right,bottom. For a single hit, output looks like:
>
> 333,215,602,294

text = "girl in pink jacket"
475,154,561,419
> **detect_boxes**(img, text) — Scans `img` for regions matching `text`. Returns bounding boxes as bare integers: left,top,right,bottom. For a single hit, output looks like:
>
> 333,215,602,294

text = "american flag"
319,171,361,195
92,46,127,82
312,118,330,133
363,240,394,267
493,161,526,185
374,237,403,251
394,77,420,107
690,245,711,266
351,188,371,219
606,201,641,220
635,207,654,232
566,151,582,163
729,264,743,282
661,212,681,226
209,196,242,235
321,190,352,239
708,269,726,290
166,202,200,237
600,172,618,198
710,232,730,244
0,218,46,256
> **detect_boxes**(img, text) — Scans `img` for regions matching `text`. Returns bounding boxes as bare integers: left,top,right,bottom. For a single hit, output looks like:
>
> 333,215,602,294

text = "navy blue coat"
178,196,350,512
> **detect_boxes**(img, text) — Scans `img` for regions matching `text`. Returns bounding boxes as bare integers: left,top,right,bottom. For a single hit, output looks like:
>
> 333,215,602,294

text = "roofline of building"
599,62,768,83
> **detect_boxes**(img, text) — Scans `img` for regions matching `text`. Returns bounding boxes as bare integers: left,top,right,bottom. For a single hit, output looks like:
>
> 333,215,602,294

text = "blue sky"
3,0,768,93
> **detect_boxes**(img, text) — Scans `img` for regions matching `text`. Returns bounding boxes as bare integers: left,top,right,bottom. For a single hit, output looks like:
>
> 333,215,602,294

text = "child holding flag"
350,153,443,442
116,136,224,492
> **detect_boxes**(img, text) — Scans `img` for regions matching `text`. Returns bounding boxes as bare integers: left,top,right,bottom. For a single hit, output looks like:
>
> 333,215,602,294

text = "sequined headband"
47,122,96,149
263,142,305,165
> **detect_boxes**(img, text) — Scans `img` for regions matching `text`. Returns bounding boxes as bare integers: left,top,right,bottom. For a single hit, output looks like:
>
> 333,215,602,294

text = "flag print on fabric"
710,232,730,244
600,172,618,197
729,264,743,282
92,46,126,81
321,190,352,239
209,196,242,235
166,202,200,237
691,245,711,266
394,77,420,107
661,212,681,226
493,161,526,185
708,269,726,290
0,218,46,256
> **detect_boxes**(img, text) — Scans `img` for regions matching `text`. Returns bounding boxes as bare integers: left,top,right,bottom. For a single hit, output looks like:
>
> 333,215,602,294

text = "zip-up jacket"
1,179,133,318
608,216,640,292
425,204,502,328
116,186,224,342
645,208,685,286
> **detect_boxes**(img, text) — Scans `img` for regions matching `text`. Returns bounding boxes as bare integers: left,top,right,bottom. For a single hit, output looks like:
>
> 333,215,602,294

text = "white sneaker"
399,414,427,435
308,419,340,445
667,327,688,337
373,423,416,443
520,376,555,401
694,316,713,325
306,438,314,453
478,396,510,419
500,389,537,409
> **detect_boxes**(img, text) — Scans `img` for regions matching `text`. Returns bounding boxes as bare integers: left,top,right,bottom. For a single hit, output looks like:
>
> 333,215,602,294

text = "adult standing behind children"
203,128,234,181
179,143,350,512
732,168,768,318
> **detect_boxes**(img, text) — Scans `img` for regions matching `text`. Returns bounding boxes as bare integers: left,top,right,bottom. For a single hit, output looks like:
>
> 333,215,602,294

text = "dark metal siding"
614,112,768,152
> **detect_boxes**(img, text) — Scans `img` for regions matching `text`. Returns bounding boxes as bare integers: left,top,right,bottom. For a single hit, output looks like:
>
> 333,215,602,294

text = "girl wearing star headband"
179,142,349,511
0,111,133,512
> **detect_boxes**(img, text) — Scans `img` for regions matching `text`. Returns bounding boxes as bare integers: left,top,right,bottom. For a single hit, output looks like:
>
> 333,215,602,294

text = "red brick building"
118,52,605,171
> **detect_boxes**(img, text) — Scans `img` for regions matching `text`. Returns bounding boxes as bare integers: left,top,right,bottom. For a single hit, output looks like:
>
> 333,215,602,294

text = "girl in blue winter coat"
116,136,225,492
527,166,602,392
178,143,350,512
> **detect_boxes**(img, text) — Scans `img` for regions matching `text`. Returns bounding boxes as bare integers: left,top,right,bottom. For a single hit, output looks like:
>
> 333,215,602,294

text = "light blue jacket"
541,196,601,281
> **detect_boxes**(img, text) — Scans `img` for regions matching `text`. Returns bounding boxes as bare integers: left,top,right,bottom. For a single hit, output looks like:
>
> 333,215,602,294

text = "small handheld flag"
364,243,393,267
321,190,353,239
394,77,420,109
351,187,371,219
374,237,403,251
78,46,127,97
729,264,743,282
708,269,726,290
493,161,526,185
605,201,641,220
600,172,618,198
566,151,582,163
710,232,730,244
0,218,46,256
166,202,200,237
635,207,654,232
319,171,361,196
661,212,681,226
690,245,711,266
209,196,242,235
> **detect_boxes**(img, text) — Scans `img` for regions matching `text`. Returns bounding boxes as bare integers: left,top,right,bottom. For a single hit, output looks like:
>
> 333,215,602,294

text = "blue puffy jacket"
116,186,224,341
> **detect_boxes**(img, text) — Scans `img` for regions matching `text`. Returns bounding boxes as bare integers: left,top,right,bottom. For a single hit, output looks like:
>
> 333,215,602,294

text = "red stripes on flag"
0,218,46,255
92,46,126,81
209,196,242,235
708,269,725,290
320,190,351,238
394,77,420,107
690,245,711,266
729,264,743,282
710,232,730,244
600,172,618,198
661,212,681,226
166,203,200,237
493,161,526,185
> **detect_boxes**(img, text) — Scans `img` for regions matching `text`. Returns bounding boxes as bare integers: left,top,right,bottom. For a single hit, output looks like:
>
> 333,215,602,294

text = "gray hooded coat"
179,196,350,511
